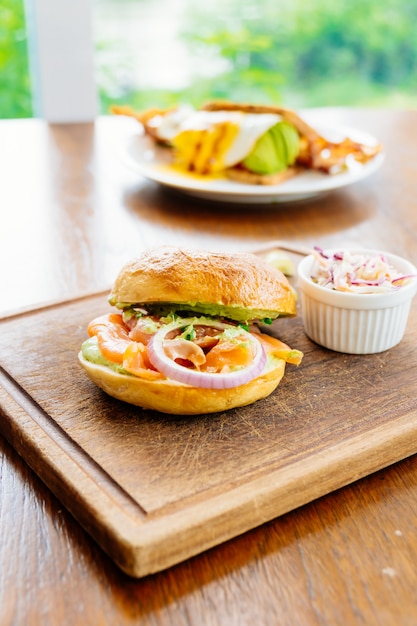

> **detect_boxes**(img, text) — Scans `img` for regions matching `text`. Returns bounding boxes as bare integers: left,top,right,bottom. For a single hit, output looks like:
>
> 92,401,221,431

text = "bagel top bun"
109,245,296,322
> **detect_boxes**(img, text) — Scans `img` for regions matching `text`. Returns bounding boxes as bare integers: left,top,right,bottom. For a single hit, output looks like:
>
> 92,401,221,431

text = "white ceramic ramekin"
297,249,417,354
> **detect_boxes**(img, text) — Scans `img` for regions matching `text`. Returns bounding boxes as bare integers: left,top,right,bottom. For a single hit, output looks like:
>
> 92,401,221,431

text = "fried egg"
152,107,282,174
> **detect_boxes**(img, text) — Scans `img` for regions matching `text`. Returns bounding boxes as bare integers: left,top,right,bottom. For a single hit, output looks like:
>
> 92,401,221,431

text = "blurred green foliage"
0,0,32,118
190,0,417,106
102,0,417,111
3,0,417,119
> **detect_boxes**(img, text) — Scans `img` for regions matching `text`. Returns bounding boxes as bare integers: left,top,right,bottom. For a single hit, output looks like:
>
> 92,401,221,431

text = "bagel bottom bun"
78,351,287,415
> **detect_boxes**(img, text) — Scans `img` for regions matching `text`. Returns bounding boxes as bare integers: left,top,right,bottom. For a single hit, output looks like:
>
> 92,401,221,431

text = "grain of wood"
1,110,417,625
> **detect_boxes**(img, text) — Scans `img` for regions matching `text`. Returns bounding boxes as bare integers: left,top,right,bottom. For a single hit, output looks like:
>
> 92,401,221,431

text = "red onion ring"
147,318,266,389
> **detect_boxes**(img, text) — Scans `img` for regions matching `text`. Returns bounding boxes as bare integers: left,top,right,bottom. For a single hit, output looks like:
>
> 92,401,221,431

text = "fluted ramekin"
297,249,417,354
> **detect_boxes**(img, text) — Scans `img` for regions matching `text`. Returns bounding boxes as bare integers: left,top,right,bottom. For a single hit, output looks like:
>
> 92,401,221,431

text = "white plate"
123,124,384,204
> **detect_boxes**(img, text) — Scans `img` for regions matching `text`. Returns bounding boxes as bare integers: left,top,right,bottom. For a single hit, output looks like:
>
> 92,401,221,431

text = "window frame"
25,0,97,122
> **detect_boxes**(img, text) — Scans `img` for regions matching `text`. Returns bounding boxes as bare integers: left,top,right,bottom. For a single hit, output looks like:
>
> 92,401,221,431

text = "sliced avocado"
119,301,294,323
243,121,299,175
278,121,300,164
143,302,287,322
242,130,284,175
269,123,288,169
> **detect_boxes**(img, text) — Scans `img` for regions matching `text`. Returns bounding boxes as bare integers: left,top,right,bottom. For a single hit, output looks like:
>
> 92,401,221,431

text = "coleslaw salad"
311,247,417,294
297,248,417,353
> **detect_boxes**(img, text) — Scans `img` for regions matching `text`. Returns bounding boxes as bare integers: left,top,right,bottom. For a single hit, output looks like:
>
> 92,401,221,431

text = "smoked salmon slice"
87,313,131,364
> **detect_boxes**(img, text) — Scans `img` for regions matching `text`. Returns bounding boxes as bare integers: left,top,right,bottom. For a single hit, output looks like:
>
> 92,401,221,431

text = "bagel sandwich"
112,100,382,185
78,246,303,415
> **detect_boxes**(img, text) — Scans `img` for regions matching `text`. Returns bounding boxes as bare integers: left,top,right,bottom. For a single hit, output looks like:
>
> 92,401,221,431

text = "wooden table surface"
1,109,417,625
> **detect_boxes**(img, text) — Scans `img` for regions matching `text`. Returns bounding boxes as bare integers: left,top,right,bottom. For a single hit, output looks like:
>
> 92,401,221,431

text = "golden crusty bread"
112,101,382,180
112,100,320,161
226,165,302,186
78,350,287,415
110,104,176,143
109,246,296,320
201,100,321,143
201,100,382,169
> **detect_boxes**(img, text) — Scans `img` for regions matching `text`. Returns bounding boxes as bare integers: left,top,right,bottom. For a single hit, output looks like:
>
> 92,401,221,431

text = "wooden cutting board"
1,292,417,578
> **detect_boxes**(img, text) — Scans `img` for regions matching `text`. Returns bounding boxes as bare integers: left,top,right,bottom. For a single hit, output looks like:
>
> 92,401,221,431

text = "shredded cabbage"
311,247,417,293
